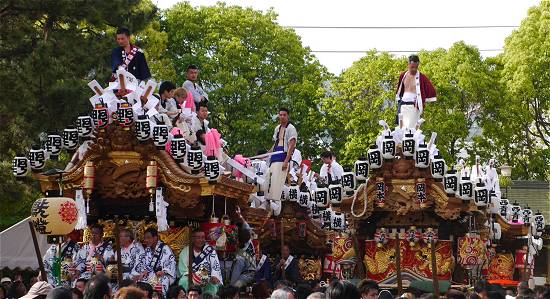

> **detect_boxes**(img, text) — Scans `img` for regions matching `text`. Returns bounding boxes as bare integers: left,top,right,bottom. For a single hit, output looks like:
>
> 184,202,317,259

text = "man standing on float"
395,54,437,129
111,27,151,82
266,108,297,214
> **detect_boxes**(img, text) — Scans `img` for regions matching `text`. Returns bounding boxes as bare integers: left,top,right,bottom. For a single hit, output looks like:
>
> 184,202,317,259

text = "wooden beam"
28,221,47,282
431,240,440,298
395,234,403,296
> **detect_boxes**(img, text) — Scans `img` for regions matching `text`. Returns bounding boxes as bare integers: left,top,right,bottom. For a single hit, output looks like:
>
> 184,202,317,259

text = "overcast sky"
155,0,540,74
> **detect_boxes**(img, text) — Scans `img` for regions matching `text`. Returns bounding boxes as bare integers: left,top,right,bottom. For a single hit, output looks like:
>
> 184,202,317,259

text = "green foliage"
156,3,329,158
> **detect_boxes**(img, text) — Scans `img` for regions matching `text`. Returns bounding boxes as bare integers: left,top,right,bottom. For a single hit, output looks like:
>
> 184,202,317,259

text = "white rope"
351,181,369,218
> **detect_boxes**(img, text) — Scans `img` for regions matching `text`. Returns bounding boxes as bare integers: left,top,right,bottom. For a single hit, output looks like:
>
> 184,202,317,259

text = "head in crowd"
167,286,186,299
295,284,313,299
274,280,291,291
119,279,135,290
534,286,547,299
46,287,72,299
306,292,326,299
173,88,188,104
151,290,164,299
116,27,131,48
159,81,176,100
357,279,379,299
115,287,148,299
252,281,271,299
379,290,394,299
217,285,239,299
201,294,219,299
90,224,104,245
408,54,420,73
270,289,294,299
196,129,206,145
278,108,290,125
187,286,201,299
186,65,200,82
487,291,505,299
9,280,27,298
237,226,251,248
143,227,159,249
191,229,206,249
0,278,11,290
83,274,111,299
281,245,291,259
325,280,360,299
71,288,83,299
469,293,481,299
136,283,153,299
75,279,87,294
119,228,134,247
446,289,466,299
197,102,208,120
474,280,489,299
320,151,334,165
21,281,53,299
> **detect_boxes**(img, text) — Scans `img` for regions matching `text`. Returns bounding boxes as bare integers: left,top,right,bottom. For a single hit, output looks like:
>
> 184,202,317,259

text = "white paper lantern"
354,158,369,181
444,168,458,196
135,115,151,141
458,176,473,202
115,102,134,128
367,145,382,169
287,184,300,202
474,181,488,207
170,134,187,163
321,208,332,229
62,126,79,151
402,132,416,158
187,146,203,175
315,186,329,208
29,146,46,172
489,190,501,214
31,193,78,236
76,115,94,138
204,156,220,183
152,124,169,149
341,170,355,193
45,133,63,161
521,207,533,225
91,105,109,130
510,202,521,223
309,201,320,219
430,154,446,181
499,198,510,219
414,143,430,168
298,190,310,208
329,183,343,205
532,212,545,237
490,222,502,240
381,133,396,159
331,212,346,230
12,155,30,178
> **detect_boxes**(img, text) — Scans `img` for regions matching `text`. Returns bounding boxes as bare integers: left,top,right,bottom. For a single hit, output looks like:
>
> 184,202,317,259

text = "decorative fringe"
75,189,88,229
155,187,169,231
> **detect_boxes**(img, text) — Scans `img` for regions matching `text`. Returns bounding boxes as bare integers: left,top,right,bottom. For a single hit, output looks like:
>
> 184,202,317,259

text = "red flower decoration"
59,201,77,224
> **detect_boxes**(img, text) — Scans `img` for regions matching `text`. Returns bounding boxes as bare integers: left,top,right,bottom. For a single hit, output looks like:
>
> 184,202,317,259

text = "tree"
0,0,157,230
156,3,329,158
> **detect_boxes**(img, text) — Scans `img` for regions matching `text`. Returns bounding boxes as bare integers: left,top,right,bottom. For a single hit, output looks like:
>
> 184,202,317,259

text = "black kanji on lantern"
332,216,343,230
432,161,445,176
368,150,381,167
415,149,429,166
416,182,427,204
299,192,309,206
289,188,298,201
403,138,415,155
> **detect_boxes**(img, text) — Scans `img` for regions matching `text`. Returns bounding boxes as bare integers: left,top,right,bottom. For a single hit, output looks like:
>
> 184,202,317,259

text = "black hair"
217,285,239,299
325,280,360,299
71,288,84,299
136,282,153,299
196,129,206,145
488,291,505,299
83,274,110,299
357,279,379,295
47,287,73,299
159,81,176,96
144,227,158,237
187,65,199,71
237,226,251,247
75,278,88,285
197,101,208,110
90,223,103,232
475,280,489,294
408,54,420,63
446,289,466,299
167,286,186,299
320,151,334,159
119,278,135,289
188,285,202,295
116,27,131,36
279,107,290,115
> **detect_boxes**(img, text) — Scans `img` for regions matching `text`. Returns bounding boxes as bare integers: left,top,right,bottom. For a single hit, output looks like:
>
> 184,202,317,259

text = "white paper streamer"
75,189,87,230
155,187,169,232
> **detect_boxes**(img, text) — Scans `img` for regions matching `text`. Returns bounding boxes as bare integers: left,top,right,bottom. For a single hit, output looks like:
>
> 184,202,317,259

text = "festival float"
12,67,546,293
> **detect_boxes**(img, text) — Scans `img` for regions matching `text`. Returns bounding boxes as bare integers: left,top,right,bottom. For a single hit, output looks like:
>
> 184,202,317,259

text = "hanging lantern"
29,146,46,172
520,207,533,225
341,168,355,194
499,198,510,219
135,115,152,141
31,191,78,238
115,102,134,128
298,190,310,208
152,123,169,150
329,183,342,205
474,180,488,207
76,115,94,138
458,176,473,203
187,145,203,175
406,226,421,247
91,104,109,130
414,143,430,168
490,222,502,241
510,202,521,223
309,201,320,219
45,133,63,161
402,131,416,159
296,221,307,238
331,212,345,230
287,183,299,202
489,190,501,214
531,212,545,237
315,186,329,208
170,134,187,163
12,154,30,178
374,228,389,248
321,208,332,229
381,132,396,160
146,161,158,212
375,177,386,207
415,179,427,208
367,144,382,169
83,161,95,214
354,158,369,181
280,184,289,201
62,126,79,152
204,156,221,183
444,168,459,196
422,228,438,247
431,154,446,181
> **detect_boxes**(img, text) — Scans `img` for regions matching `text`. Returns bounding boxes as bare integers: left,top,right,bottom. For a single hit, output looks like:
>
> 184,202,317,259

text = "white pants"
401,104,421,129
267,162,287,201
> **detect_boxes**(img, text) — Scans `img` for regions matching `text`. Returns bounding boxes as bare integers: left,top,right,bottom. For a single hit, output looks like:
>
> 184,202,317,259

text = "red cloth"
396,71,437,108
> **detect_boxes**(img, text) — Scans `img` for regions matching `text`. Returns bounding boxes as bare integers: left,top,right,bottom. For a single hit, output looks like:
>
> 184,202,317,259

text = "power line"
310,49,503,53
287,25,518,29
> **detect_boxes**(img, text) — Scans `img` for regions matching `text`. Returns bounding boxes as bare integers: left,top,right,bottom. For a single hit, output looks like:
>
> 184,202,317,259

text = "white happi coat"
75,242,115,280
137,241,177,295
43,241,80,287
120,241,145,280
